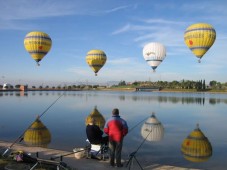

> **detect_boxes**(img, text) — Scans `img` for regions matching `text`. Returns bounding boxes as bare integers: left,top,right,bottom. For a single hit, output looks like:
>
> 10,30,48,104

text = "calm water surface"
1,91,227,169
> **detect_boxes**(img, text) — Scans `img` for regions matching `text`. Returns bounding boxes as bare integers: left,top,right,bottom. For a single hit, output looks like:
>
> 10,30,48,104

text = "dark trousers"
109,140,123,166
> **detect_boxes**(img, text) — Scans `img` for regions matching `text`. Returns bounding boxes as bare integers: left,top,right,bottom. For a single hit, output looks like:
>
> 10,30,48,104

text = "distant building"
20,85,28,91
2,83,13,90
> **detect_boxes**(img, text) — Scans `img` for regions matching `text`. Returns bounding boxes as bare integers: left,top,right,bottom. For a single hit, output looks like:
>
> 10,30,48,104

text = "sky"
0,0,227,86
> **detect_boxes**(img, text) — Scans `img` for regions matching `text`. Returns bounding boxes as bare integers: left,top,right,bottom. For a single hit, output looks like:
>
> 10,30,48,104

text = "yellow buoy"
24,117,51,147
85,106,105,129
181,124,212,162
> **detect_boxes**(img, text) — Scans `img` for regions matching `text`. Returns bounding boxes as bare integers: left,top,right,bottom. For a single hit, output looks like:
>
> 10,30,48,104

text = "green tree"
118,80,126,86
15,84,20,88
203,80,206,90
209,80,217,87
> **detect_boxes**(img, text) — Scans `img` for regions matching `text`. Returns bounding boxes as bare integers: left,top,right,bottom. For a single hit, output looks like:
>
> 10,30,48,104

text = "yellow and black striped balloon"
181,124,212,162
86,49,107,76
85,106,105,129
184,23,216,63
24,31,52,66
24,118,51,147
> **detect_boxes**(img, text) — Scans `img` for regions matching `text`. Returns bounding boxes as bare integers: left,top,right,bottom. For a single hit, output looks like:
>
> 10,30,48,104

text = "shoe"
110,162,115,167
117,163,123,167
91,154,100,160
110,164,115,168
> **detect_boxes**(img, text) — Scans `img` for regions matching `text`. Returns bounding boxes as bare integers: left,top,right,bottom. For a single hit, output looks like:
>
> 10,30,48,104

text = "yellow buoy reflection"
85,106,105,129
24,117,51,147
181,124,212,162
141,113,164,142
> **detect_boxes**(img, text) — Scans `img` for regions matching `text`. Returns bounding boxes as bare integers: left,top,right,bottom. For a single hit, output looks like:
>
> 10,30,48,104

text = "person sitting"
86,118,108,146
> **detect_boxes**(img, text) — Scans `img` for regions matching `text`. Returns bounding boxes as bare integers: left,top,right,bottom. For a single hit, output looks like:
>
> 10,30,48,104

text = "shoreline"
0,140,201,170
0,88,226,94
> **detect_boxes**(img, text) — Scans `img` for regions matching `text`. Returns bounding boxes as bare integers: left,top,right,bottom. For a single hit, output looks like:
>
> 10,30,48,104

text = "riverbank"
0,141,201,170
1,87,226,93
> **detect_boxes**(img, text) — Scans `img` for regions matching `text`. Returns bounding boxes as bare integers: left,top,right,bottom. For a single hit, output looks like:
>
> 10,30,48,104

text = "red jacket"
104,115,128,142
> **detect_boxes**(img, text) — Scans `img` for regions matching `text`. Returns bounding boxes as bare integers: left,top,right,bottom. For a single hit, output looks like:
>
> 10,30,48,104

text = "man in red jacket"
104,108,128,167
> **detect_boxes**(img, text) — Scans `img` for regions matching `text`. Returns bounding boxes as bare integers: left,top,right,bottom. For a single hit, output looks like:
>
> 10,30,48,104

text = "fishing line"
39,93,64,118
128,116,149,134
2,93,65,156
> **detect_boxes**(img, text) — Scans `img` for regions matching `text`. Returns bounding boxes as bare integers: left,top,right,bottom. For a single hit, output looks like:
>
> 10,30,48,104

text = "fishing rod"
126,130,152,170
2,93,65,157
50,146,90,161
128,116,149,134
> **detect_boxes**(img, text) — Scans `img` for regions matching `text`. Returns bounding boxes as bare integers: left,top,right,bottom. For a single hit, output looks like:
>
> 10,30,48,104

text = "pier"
135,86,160,92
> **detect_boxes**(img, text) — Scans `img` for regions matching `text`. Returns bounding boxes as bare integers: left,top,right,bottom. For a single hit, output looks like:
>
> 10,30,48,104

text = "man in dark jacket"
104,108,128,167
86,118,108,145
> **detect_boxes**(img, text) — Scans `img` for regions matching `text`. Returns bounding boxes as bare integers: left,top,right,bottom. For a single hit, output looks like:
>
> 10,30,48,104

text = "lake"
1,90,227,169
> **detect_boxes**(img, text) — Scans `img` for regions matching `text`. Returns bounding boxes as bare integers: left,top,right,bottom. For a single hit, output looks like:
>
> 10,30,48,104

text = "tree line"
117,79,227,90
1,79,227,90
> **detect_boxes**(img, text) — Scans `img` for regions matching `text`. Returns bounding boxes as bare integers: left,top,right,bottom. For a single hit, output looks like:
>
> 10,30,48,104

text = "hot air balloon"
86,49,107,76
181,124,212,162
24,31,52,66
184,23,216,63
141,113,164,142
142,42,166,72
23,117,51,147
85,106,106,129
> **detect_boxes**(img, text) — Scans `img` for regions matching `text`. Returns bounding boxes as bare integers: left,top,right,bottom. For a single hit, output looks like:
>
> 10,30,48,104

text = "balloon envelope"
181,124,212,162
86,49,107,76
142,42,166,72
184,23,216,62
24,118,51,147
141,113,164,142
85,106,106,129
24,31,52,66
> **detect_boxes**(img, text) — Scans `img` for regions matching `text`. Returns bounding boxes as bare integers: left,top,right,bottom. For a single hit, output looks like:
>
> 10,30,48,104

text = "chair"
86,139,109,160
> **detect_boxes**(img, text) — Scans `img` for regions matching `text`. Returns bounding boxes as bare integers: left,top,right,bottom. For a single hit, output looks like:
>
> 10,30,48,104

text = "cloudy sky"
0,0,227,86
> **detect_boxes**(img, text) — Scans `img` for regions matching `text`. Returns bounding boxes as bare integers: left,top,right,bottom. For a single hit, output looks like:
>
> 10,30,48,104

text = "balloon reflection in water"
141,113,164,141
24,117,51,147
85,106,105,129
181,124,212,162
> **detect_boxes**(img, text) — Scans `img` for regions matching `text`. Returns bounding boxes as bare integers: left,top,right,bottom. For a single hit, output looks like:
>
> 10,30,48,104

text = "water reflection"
23,117,51,148
1,91,227,105
181,124,212,162
141,113,164,142
1,91,227,169
85,106,106,129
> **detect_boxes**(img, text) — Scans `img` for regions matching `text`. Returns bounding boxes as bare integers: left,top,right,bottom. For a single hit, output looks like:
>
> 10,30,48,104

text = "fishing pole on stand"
2,93,65,157
126,129,152,170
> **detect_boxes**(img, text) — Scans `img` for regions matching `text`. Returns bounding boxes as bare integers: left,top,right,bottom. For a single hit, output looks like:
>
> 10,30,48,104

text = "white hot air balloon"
141,113,164,142
143,42,166,72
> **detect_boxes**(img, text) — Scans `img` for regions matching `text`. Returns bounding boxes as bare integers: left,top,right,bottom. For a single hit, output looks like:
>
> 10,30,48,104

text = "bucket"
73,148,85,159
